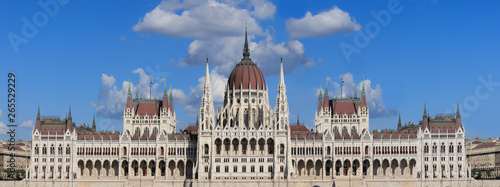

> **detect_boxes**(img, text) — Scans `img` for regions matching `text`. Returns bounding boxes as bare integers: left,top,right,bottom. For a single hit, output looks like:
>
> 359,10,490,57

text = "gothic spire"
68,105,72,121
37,105,41,121
127,77,131,97
362,75,366,95
164,78,168,97
398,113,402,129
278,57,285,88
456,102,461,118
135,85,139,100
205,58,211,89
92,115,96,131
423,103,428,119
354,84,358,98
243,21,250,59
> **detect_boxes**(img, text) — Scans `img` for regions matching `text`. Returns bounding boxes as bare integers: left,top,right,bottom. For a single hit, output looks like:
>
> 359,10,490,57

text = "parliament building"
25,31,472,186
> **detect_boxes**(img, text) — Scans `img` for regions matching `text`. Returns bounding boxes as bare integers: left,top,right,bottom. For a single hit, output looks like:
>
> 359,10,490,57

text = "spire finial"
279,58,285,86
398,113,402,129
128,77,131,97
243,20,250,59
423,103,428,119
37,105,41,121
164,77,168,97
456,101,461,118
135,84,139,100
362,75,366,95
169,84,173,100
354,84,358,98
297,113,300,125
68,105,72,121
92,115,96,130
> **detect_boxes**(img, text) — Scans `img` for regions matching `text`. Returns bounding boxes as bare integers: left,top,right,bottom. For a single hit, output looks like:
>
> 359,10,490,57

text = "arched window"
449,143,454,153
161,147,164,155
144,127,150,137
258,139,265,151
123,147,127,155
441,143,446,153
215,139,222,154
241,139,248,154
351,126,357,136
267,139,274,154
224,139,231,152
280,144,285,154
153,127,158,135
66,145,70,155
250,139,257,151
424,143,429,153
327,146,331,155
204,144,209,155
232,139,239,153
458,143,462,153
135,127,141,137
432,143,437,153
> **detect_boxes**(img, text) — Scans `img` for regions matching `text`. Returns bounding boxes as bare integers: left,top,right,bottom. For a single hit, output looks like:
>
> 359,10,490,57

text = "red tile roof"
474,142,497,149
290,125,309,132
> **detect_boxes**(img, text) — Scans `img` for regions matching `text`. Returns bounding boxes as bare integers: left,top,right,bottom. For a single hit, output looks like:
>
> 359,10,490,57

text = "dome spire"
243,20,250,59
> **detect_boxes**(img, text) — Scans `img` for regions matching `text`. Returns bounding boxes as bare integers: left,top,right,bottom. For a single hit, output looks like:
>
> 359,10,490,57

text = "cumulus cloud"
286,6,361,39
172,67,228,117
91,68,166,119
133,0,313,116
0,122,7,135
133,0,264,39
321,73,396,118
182,32,312,76
19,120,34,128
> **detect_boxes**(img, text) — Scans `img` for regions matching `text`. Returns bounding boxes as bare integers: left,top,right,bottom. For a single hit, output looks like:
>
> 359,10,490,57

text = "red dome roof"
227,59,266,90
226,27,266,90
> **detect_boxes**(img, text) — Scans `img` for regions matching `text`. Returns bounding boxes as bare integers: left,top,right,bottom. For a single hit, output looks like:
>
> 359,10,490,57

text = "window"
251,166,255,172
233,166,238,172
424,143,429,153
204,144,209,155
205,166,209,172
216,166,220,172
259,166,264,172
280,166,284,172
242,166,246,172
225,166,229,173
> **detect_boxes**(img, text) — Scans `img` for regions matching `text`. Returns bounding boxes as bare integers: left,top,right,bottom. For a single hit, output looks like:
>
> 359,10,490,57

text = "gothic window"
449,143,454,153
250,139,257,151
333,126,339,135
241,139,248,154
267,139,274,154
224,138,231,151
280,144,285,154
232,139,239,153
441,143,446,153
351,126,357,136
204,144,209,155
424,143,429,153
135,127,141,137
153,127,158,135
144,127,150,137
342,126,348,137
244,109,248,127
215,139,222,154
258,138,266,151
432,143,437,153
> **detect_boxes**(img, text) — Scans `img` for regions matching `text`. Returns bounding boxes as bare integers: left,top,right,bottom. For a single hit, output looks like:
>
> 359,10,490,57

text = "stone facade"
25,32,472,186
0,141,30,179
467,139,500,178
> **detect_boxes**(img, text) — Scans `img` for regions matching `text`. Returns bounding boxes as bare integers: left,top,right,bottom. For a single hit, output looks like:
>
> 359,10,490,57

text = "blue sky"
0,0,499,141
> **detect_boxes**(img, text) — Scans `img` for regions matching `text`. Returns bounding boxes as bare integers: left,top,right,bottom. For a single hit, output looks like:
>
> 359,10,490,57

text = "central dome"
226,29,266,90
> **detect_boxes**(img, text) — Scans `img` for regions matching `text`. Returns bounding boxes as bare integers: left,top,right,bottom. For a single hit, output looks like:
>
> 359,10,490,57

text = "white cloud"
322,73,396,118
133,0,264,39
286,6,361,39
120,36,126,40
19,120,34,128
91,68,166,119
133,0,313,116
0,122,7,135
182,32,313,76
0,109,2,119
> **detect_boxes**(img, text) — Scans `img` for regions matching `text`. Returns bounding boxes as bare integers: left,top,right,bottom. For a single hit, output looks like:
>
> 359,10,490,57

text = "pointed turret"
297,114,300,125
275,59,290,130
169,86,174,112
135,85,139,100
36,105,41,121
92,115,96,132
126,80,132,108
317,85,323,113
163,80,169,110
200,58,214,131
361,76,367,107
68,105,72,121
354,84,358,98
423,103,428,119
456,102,462,129
323,79,330,109
397,113,402,130
278,57,285,89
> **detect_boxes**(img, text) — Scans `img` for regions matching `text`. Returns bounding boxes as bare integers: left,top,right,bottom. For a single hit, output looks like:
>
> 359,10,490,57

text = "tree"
476,171,482,179
486,169,492,178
